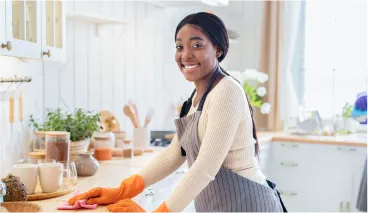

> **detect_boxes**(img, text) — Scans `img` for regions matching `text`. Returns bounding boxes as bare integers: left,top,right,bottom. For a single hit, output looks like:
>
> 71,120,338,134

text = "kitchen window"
303,1,367,119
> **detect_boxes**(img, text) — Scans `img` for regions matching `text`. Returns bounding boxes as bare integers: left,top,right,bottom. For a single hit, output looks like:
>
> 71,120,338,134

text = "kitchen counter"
257,131,367,147
30,150,163,212
29,132,366,212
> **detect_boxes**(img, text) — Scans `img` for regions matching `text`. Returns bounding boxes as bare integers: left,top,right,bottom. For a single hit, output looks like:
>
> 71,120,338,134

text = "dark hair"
175,12,260,157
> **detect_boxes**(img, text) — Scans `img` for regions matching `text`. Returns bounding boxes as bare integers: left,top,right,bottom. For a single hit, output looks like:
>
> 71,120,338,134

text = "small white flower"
256,72,269,83
243,69,269,83
260,102,271,114
256,87,267,97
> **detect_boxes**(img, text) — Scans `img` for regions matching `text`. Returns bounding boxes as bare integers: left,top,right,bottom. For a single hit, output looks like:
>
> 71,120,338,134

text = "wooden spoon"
123,105,139,128
129,100,140,127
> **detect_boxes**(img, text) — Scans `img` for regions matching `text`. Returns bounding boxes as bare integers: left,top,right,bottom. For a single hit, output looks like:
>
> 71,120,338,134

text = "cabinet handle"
43,50,51,58
337,147,357,152
281,143,299,148
175,171,185,174
280,191,297,196
1,41,12,51
280,162,299,167
339,201,343,212
145,191,154,196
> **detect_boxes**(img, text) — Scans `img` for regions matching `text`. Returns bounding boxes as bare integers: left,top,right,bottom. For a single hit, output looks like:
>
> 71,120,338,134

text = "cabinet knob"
43,50,51,58
1,41,12,51
280,191,297,196
280,162,299,167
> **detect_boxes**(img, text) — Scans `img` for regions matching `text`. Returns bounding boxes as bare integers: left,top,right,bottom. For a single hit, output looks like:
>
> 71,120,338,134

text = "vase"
75,152,99,177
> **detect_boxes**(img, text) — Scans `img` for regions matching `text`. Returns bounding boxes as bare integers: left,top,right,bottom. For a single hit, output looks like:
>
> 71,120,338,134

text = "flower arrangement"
241,69,271,114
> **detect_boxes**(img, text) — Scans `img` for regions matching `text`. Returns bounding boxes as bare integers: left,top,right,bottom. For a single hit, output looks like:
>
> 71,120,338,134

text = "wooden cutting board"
26,184,77,201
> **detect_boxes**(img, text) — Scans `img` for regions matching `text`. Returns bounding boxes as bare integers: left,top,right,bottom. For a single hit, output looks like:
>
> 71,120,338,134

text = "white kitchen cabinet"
267,141,367,212
259,143,271,175
3,0,42,59
41,0,66,62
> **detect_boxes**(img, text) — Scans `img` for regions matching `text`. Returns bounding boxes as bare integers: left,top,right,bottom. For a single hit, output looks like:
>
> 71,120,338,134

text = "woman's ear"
216,46,223,58
216,48,222,58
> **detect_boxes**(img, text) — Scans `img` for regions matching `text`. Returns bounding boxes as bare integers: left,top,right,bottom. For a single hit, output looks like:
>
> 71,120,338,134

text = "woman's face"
175,24,221,82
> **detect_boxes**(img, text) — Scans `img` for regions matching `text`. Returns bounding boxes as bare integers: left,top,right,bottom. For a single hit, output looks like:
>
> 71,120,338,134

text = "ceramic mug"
38,163,68,193
11,164,38,194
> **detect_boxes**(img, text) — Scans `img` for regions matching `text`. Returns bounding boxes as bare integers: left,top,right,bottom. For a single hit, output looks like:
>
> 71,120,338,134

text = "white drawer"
271,142,312,163
267,162,311,191
306,144,366,167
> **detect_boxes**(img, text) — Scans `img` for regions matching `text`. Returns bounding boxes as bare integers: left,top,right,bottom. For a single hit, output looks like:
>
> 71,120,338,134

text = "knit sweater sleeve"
138,133,186,188
165,80,246,212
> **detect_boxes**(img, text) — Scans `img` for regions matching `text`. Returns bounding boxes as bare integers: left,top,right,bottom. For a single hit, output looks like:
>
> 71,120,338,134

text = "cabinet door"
259,143,271,175
5,0,42,59
348,161,366,212
0,1,7,55
41,0,66,62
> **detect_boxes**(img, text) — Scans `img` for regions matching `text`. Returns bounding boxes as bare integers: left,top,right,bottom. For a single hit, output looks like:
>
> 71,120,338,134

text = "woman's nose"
181,48,193,60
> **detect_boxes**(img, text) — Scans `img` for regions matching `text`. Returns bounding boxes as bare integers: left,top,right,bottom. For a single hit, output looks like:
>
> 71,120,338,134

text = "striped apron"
175,67,287,212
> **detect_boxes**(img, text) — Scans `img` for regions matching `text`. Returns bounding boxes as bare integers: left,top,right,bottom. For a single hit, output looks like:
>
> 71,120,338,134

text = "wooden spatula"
123,105,139,128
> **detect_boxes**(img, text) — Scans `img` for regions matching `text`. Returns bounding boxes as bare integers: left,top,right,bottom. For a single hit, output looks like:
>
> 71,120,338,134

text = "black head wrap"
174,12,229,62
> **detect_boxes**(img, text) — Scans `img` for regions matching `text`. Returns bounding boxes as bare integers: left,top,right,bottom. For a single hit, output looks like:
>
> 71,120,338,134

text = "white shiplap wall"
0,1,264,176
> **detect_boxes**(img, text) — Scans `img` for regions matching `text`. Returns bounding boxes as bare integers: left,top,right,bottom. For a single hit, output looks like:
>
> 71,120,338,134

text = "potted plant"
29,108,100,160
339,103,359,134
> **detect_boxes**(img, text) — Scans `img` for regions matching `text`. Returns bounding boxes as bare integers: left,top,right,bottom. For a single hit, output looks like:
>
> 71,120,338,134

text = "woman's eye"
176,45,182,50
193,43,202,48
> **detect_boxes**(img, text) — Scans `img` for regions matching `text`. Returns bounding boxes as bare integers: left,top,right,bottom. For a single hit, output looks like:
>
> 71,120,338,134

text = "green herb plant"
29,108,100,142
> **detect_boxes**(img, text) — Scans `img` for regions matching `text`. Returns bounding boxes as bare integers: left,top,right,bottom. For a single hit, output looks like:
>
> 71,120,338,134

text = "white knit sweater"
139,76,267,212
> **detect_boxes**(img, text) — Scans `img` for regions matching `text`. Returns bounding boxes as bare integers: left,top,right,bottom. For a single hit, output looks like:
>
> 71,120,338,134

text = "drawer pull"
145,191,154,196
281,143,299,148
280,162,299,167
280,191,297,196
175,171,185,174
337,147,357,152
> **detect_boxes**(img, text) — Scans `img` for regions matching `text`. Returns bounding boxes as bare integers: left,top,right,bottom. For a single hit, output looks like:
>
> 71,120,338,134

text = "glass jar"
33,131,47,152
92,131,115,149
45,131,70,162
112,130,126,148
75,152,100,176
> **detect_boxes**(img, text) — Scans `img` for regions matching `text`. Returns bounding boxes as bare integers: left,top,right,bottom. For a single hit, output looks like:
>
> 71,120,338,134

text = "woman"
68,12,286,212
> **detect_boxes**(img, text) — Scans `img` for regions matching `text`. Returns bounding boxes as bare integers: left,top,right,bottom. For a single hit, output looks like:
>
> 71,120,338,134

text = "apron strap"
178,66,221,157
197,66,221,112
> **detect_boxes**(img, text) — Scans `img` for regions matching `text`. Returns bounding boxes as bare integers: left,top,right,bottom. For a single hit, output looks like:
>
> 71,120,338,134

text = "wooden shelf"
66,12,130,25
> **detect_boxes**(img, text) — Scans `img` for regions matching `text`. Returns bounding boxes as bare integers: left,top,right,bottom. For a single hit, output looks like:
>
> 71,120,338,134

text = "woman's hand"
108,199,146,212
107,199,170,212
68,174,145,205
68,187,123,205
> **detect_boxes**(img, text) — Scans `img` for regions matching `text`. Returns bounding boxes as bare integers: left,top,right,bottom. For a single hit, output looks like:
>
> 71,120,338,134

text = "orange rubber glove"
152,203,170,213
68,174,145,205
107,199,170,212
